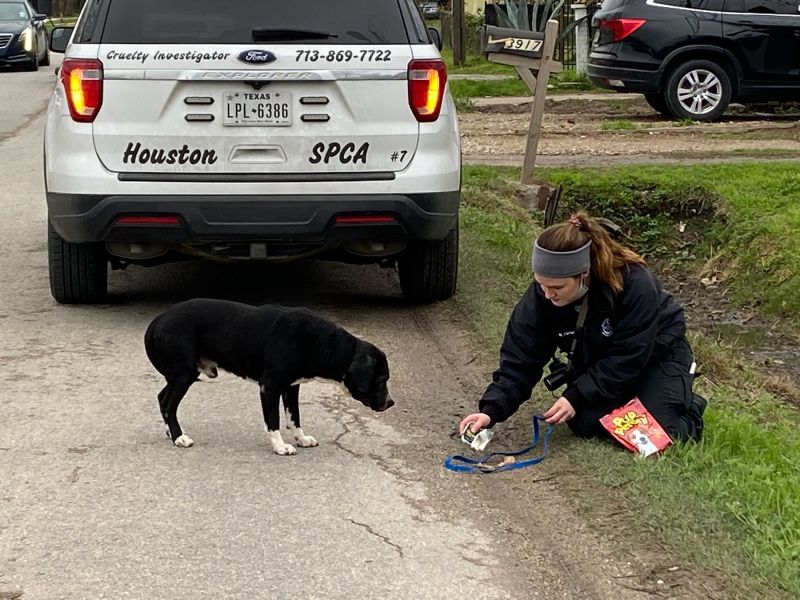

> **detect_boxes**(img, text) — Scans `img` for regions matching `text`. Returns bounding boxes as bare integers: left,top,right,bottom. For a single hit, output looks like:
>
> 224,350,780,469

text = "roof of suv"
72,0,429,46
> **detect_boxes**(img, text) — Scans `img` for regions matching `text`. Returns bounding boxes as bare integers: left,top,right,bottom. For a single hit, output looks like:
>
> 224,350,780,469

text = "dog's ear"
344,352,376,394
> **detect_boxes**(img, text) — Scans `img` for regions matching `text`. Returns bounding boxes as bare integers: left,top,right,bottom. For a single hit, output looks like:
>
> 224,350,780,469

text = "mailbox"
481,25,546,59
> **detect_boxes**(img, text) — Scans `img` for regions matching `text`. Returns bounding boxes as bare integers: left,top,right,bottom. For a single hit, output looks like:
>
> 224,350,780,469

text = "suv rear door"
722,0,800,90
88,0,426,176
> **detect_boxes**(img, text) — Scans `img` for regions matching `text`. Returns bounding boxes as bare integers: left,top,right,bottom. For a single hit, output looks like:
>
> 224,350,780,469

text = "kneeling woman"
460,212,706,443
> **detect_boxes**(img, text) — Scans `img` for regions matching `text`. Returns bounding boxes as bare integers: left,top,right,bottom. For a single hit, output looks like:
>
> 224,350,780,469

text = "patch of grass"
711,130,799,141
542,162,800,318
449,78,531,98
441,48,516,76
549,68,594,92
701,165,800,316
607,99,634,111
456,164,800,599
560,374,800,599
545,167,720,260
674,117,697,127
443,50,594,93
457,166,538,345
662,149,800,160
557,67,588,84
453,95,475,113
600,119,638,131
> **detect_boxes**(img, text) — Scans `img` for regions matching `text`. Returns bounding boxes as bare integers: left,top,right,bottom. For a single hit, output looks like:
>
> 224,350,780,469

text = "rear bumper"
587,61,661,93
47,192,460,245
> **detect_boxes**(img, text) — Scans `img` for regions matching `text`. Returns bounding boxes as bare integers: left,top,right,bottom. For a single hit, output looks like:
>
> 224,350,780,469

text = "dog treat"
461,424,494,452
599,397,672,458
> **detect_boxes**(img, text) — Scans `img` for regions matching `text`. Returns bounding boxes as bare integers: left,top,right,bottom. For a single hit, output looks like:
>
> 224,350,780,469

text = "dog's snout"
373,396,394,412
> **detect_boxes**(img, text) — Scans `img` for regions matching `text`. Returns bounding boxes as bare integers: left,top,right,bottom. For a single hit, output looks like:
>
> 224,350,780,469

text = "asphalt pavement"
0,59,652,600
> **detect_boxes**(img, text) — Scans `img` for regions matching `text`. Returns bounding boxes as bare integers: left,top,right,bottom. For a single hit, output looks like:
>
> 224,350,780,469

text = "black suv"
588,0,800,121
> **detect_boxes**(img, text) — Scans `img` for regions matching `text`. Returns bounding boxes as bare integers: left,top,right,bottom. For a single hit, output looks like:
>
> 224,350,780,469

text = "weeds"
456,163,800,599
450,78,531,99
453,95,475,113
600,119,638,131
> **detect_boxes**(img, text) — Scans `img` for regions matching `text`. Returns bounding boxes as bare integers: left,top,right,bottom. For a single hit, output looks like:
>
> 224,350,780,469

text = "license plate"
223,91,292,126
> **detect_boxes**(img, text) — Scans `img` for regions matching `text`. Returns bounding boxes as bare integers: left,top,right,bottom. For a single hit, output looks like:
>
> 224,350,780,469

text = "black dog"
144,299,394,454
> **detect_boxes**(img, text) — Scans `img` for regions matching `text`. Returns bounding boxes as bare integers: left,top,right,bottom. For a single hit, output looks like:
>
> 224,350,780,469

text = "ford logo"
237,50,277,65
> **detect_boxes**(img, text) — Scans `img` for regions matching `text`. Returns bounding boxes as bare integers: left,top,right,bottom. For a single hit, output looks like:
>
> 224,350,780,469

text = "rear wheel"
398,224,458,303
48,221,108,304
664,59,731,122
644,93,672,117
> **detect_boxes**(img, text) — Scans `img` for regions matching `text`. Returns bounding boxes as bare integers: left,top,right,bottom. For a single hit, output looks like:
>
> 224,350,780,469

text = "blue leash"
444,415,554,474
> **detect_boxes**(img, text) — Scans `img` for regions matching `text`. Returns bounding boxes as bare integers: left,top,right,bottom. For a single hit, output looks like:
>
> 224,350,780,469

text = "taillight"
60,59,103,123
598,18,646,42
408,59,447,122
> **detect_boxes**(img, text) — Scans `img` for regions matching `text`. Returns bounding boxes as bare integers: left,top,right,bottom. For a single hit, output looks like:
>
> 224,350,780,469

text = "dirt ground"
658,264,800,396
460,91,800,394
460,93,800,166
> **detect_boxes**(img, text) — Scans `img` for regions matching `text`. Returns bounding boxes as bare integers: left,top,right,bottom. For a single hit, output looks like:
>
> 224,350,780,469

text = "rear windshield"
101,0,410,45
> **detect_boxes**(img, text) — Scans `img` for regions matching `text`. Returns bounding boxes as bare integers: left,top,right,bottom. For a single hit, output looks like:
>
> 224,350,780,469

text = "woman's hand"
458,413,491,435
543,397,576,424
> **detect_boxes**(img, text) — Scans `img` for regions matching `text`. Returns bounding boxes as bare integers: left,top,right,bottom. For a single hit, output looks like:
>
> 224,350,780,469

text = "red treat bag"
599,398,673,457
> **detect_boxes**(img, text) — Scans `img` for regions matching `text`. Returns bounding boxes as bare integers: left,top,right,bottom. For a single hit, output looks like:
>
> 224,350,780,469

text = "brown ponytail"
536,212,645,294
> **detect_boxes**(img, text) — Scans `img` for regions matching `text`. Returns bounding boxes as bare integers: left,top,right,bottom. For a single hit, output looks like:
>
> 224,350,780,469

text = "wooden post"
441,11,453,50
483,19,560,186
520,19,558,185
452,0,466,66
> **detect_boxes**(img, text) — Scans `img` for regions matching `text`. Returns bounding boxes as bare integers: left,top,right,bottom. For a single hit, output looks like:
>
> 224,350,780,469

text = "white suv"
45,0,460,304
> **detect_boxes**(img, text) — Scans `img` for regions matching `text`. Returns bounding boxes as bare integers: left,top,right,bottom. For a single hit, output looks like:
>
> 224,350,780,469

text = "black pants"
567,338,704,443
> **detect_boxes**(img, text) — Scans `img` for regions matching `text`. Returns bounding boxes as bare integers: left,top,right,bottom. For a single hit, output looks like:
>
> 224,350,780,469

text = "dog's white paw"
273,441,297,455
267,429,296,455
286,424,318,448
294,434,318,448
174,434,194,448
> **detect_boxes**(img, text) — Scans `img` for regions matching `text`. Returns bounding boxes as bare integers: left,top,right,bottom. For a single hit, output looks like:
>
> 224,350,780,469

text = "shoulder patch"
601,318,614,337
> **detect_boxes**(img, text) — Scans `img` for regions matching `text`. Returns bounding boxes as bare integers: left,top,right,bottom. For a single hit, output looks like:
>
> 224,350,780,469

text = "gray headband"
532,240,591,277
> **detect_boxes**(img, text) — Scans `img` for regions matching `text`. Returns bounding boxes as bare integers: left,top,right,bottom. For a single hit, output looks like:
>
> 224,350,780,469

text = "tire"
39,31,50,66
644,93,673,117
664,59,731,122
398,224,458,303
48,221,108,304
25,41,38,71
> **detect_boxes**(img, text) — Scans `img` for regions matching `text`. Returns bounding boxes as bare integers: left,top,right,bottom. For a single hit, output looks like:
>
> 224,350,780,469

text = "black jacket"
478,263,686,425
